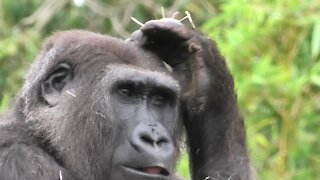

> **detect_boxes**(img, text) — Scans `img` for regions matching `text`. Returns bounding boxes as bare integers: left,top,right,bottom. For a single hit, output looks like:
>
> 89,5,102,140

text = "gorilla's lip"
122,165,170,177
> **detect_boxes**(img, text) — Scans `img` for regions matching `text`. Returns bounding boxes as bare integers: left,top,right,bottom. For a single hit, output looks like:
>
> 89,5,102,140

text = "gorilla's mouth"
137,166,169,176
123,166,170,177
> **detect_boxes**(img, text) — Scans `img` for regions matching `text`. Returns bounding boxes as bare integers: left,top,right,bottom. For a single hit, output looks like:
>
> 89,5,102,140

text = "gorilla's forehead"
104,64,181,94
44,30,165,68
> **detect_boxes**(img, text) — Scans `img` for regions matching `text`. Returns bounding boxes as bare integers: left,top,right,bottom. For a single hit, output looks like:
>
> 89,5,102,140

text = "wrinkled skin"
0,19,252,180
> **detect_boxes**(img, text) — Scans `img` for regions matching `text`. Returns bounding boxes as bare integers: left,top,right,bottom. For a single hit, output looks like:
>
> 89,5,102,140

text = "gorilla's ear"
41,63,73,106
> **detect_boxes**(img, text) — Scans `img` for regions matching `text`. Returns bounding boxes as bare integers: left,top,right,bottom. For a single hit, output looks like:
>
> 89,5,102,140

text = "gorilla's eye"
150,94,166,106
118,88,131,97
117,84,135,97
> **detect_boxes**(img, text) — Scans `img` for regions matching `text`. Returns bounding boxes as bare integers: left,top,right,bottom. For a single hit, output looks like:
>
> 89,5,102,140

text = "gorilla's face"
23,31,182,180
106,64,181,180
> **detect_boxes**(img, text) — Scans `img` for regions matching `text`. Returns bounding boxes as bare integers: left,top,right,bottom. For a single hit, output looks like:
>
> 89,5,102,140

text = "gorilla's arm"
128,19,252,180
0,122,76,180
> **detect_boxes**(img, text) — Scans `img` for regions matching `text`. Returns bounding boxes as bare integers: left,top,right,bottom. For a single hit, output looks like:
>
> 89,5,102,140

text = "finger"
125,30,147,45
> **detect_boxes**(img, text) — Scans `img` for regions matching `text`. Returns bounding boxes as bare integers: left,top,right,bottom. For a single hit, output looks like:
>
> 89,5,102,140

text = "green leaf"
311,21,320,59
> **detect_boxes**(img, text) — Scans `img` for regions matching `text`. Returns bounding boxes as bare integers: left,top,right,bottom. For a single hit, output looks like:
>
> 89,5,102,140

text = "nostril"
140,135,155,145
140,135,169,147
156,138,168,146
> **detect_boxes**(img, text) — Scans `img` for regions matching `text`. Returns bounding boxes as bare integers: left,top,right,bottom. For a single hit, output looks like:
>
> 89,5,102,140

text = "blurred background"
0,0,319,179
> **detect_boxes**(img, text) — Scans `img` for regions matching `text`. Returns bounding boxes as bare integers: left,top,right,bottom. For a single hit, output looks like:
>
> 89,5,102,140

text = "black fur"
0,19,252,180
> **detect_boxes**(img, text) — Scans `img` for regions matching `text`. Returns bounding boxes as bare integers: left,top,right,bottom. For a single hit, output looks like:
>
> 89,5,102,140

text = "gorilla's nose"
130,123,174,156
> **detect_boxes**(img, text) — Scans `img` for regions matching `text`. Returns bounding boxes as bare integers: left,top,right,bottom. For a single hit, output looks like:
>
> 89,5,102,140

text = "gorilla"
0,19,252,180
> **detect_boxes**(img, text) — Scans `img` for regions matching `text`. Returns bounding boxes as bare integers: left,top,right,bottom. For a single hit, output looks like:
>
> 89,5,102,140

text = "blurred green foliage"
0,0,319,179
202,1,320,179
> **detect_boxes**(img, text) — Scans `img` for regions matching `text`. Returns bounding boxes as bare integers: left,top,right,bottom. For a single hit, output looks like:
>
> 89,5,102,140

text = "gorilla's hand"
129,19,192,67
129,19,251,180
128,18,230,114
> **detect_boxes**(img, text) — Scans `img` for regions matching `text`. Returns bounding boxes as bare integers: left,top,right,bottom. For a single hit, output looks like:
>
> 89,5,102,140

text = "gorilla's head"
18,30,182,180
